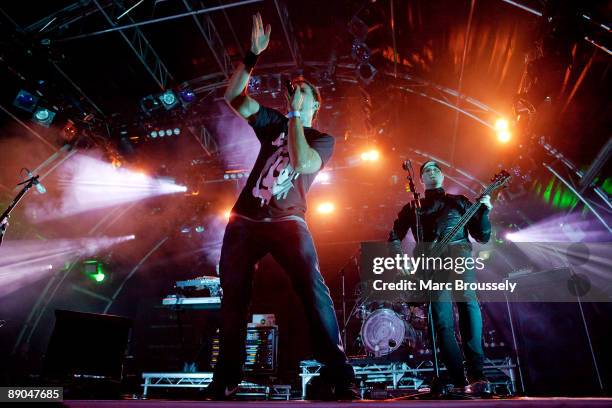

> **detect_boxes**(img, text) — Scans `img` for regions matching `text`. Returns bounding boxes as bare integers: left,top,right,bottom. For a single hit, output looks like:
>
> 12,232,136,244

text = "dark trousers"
430,267,485,386
214,216,353,386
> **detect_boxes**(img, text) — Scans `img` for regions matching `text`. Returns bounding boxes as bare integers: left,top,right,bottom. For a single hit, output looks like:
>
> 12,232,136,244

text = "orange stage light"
317,202,335,214
360,149,380,161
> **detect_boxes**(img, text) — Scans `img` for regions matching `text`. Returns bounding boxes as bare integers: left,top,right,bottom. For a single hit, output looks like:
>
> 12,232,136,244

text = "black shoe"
305,376,334,400
202,381,239,400
334,382,361,400
464,379,492,396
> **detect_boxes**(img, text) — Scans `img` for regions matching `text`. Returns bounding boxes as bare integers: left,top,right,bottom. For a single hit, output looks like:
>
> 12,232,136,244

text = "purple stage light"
500,213,608,243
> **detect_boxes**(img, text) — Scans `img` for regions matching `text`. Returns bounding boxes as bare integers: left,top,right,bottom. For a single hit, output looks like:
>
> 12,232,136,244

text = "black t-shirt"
232,106,335,219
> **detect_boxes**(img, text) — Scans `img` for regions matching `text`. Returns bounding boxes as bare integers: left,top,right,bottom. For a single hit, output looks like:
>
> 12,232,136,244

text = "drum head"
360,308,406,357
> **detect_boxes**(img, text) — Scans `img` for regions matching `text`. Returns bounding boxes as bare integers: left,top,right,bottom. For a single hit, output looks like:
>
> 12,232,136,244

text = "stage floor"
61,397,612,407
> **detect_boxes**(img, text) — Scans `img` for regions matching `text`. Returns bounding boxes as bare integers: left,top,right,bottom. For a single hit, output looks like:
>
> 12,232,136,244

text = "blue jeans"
213,216,353,386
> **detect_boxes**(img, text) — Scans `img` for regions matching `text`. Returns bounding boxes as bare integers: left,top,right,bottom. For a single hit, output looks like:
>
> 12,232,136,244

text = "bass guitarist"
388,160,493,394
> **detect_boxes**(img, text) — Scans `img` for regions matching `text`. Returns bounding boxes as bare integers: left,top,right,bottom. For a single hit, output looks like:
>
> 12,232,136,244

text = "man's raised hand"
251,13,271,55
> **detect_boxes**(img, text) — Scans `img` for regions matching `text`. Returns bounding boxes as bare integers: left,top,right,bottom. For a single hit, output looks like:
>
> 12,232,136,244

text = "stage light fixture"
158,90,179,110
357,62,377,84
351,40,371,62
248,76,262,94
158,129,166,137
32,107,56,127
83,260,107,284
224,170,249,181
150,131,158,138
13,89,39,112
166,128,172,136
173,128,181,135
140,95,161,113
178,89,196,106
317,202,335,214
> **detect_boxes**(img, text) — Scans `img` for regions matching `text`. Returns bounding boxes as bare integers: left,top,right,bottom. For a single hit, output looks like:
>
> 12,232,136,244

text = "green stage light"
83,260,107,283
93,272,106,282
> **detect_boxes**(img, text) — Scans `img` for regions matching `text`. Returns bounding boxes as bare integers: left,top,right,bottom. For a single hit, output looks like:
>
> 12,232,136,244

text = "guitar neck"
429,184,495,258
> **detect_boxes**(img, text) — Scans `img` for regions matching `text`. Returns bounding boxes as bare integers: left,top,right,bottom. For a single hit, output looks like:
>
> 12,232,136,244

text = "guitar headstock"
490,170,511,189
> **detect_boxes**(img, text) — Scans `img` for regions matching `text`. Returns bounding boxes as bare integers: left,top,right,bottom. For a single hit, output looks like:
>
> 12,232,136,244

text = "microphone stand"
0,175,41,248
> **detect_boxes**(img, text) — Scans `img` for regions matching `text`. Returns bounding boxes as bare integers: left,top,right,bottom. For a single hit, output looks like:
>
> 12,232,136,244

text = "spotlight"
158,129,166,137
223,209,232,220
497,131,511,143
62,120,78,143
248,76,262,94
315,172,331,184
166,129,172,136
194,226,205,233
317,202,335,214
224,170,249,180
357,62,377,84
361,149,380,161
83,260,107,284
13,90,39,112
150,131,158,138
32,107,56,127
351,40,371,62
495,118,509,131
178,89,196,106
173,128,181,135
494,118,511,143
93,271,106,282
158,90,179,110
140,95,161,113
505,232,517,242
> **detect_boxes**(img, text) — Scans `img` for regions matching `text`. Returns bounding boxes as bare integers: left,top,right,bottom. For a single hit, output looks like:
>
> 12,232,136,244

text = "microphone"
27,171,46,194
285,79,296,97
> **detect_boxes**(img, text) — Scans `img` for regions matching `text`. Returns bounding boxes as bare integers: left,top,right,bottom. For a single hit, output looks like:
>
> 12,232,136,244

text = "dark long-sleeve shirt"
388,187,491,248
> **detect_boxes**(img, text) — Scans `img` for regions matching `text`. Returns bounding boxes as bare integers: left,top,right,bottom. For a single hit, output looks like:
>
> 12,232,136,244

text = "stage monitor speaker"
42,309,132,382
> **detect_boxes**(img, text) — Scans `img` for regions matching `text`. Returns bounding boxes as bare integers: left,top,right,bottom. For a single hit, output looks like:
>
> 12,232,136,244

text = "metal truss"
183,0,233,79
23,1,102,34
93,0,174,90
141,372,291,399
274,0,302,67
142,372,213,397
299,358,516,399
539,139,612,234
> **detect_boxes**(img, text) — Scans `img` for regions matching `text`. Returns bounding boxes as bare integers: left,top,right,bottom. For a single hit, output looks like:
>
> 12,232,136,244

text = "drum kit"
357,300,430,357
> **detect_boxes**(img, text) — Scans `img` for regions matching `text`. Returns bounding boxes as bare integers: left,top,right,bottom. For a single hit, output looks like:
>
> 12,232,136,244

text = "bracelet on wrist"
243,50,259,71
287,111,301,119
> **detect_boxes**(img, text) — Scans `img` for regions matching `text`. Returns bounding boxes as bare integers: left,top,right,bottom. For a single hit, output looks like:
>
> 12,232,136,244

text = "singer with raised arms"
204,13,359,400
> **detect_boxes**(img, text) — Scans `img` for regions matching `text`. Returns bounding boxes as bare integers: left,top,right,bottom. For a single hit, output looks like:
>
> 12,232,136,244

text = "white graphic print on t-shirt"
252,132,300,205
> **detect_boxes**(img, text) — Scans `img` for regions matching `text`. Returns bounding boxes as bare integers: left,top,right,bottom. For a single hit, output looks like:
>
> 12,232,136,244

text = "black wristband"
243,50,259,71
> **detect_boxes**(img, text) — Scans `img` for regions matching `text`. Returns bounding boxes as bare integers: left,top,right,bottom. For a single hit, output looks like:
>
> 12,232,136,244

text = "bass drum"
360,308,417,357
